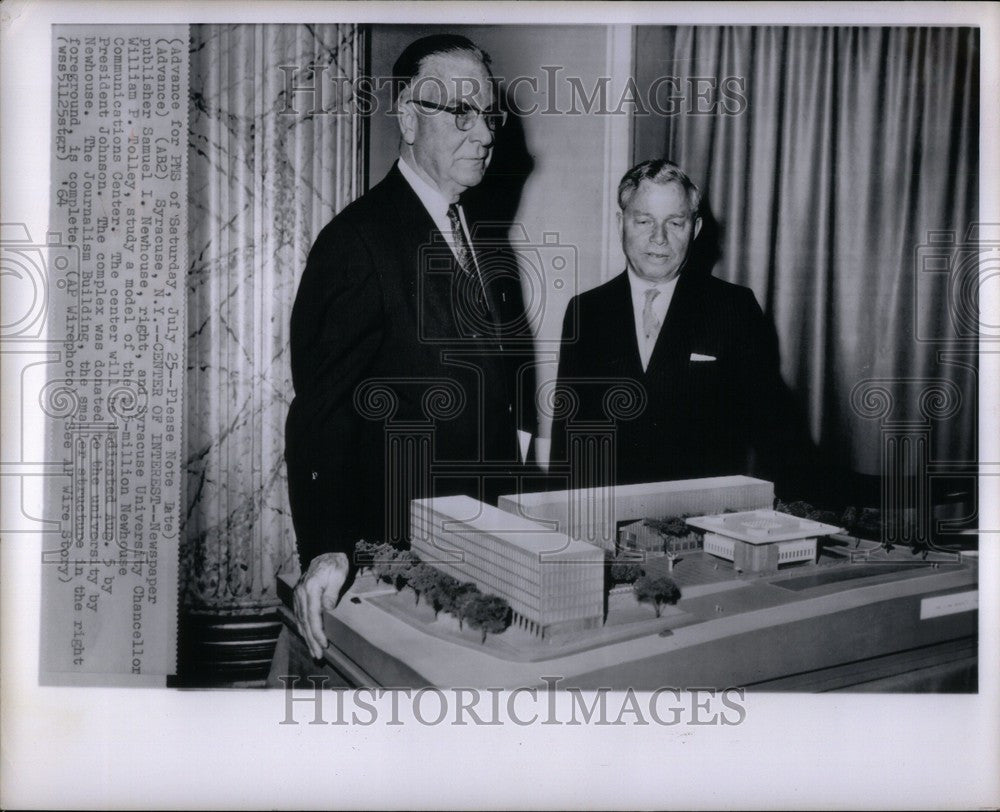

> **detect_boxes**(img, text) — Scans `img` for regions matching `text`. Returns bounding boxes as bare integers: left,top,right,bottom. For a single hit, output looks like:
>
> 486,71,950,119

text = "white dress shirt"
397,157,532,462
627,267,679,372
398,157,481,274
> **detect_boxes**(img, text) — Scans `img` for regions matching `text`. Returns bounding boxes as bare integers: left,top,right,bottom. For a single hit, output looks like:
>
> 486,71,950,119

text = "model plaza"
408,476,832,638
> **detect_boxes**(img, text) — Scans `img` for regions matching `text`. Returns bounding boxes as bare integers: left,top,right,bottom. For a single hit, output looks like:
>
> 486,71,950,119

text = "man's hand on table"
293,552,350,659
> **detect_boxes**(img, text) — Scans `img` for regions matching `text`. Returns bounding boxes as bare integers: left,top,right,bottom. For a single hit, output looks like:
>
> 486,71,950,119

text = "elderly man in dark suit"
551,159,785,489
286,35,537,659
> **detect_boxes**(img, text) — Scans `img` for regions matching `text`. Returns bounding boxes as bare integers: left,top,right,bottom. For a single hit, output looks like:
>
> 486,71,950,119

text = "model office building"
409,495,605,637
498,475,776,551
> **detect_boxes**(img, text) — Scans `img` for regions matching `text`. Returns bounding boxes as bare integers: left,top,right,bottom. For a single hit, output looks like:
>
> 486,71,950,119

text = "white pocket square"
690,353,716,362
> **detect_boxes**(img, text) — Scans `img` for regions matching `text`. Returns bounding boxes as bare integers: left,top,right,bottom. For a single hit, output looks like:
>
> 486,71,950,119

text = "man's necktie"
642,288,662,343
447,203,488,309
447,204,475,277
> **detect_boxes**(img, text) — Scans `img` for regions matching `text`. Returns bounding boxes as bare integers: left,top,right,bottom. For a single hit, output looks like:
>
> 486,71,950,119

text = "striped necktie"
447,203,489,312
447,204,475,277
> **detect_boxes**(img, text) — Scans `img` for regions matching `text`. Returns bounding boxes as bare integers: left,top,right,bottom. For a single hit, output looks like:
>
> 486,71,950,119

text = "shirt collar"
398,156,453,222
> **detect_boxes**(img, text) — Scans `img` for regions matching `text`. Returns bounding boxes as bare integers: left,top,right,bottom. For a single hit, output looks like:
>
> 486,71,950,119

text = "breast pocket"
685,354,725,414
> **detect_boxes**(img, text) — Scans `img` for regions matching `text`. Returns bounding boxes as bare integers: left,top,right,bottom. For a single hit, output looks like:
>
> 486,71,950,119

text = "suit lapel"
456,201,505,337
646,271,700,377
612,269,695,379
382,165,466,340
466,230,503,336
383,164,506,345
383,163,443,251
604,272,645,378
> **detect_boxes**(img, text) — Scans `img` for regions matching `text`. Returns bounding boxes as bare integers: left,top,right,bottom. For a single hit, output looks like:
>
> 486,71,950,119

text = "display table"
274,552,978,692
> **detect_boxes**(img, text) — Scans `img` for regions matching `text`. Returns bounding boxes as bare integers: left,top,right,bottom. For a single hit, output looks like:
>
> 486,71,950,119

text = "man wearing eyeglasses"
285,35,536,661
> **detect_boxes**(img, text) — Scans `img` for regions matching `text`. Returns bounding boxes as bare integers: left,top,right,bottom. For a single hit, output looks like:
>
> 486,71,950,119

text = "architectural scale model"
409,495,605,637
409,477,782,637
685,509,844,573
276,473,978,690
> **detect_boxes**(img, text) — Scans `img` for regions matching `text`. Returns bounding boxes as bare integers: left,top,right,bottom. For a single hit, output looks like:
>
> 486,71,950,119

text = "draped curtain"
183,23,364,621
633,26,978,478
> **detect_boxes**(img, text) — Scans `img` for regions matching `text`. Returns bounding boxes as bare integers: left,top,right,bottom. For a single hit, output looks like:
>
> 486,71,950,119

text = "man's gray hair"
617,159,702,217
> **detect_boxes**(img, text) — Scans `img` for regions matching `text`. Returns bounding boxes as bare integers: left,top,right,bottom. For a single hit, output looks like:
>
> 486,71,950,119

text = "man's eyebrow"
449,98,498,114
628,208,691,219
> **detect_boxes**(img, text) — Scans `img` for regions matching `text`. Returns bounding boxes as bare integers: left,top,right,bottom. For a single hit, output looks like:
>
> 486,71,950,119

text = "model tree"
778,500,897,552
857,507,882,539
369,545,399,585
434,573,474,624
609,556,644,585
839,506,859,546
388,550,418,592
633,575,681,618
425,575,450,618
654,516,689,539
354,540,395,578
838,505,884,548
464,594,512,644
778,499,806,519
452,584,481,631
353,539,375,575
409,563,441,607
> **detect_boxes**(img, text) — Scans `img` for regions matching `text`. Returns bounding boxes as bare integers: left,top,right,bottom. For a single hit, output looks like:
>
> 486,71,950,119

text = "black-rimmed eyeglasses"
408,99,507,132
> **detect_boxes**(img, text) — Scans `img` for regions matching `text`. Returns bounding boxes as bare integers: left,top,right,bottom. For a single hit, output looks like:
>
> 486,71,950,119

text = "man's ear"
693,216,703,241
397,94,417,145
616,210,624,241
